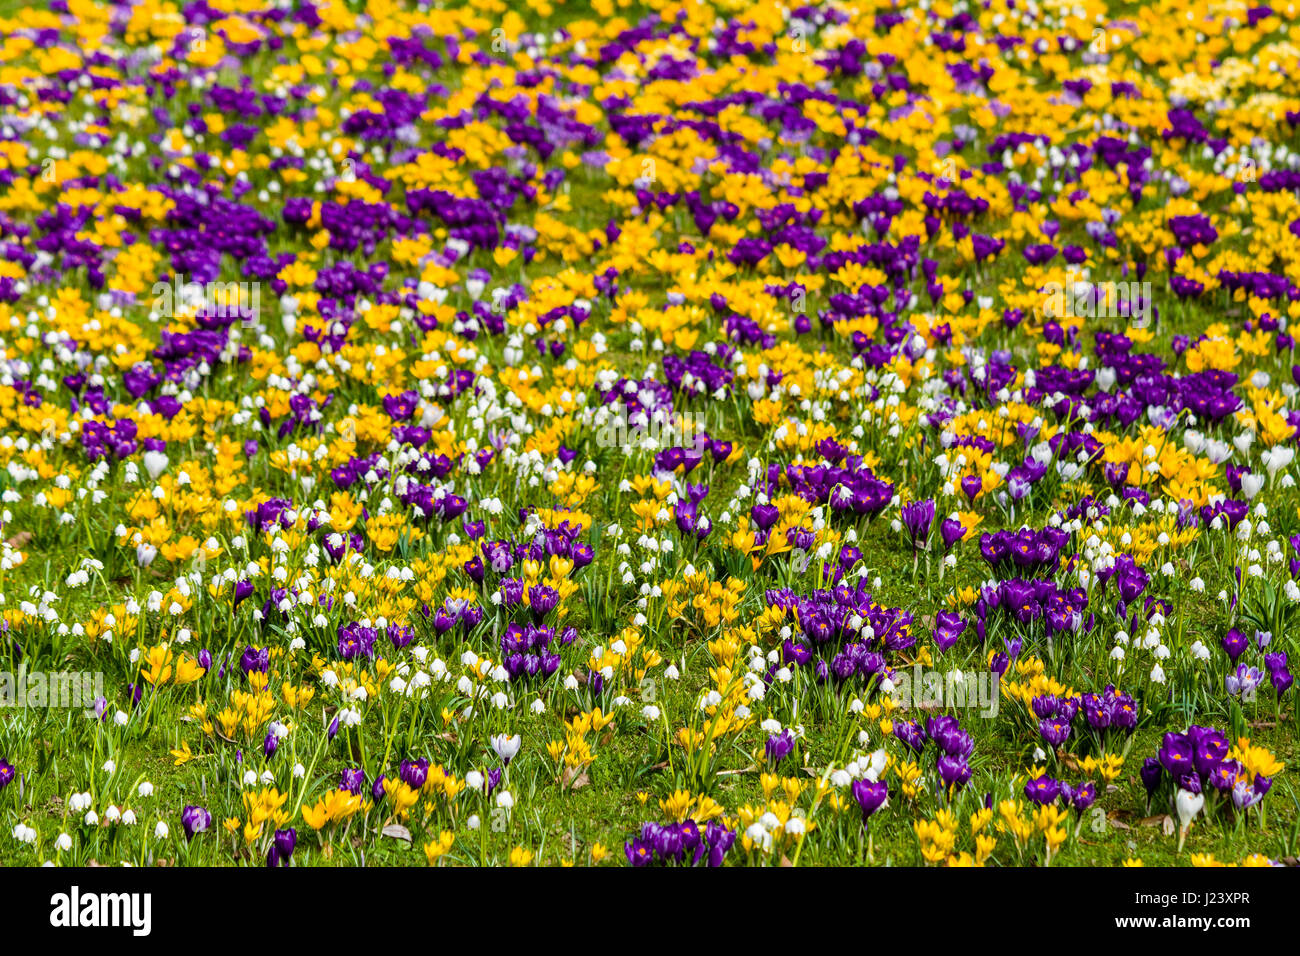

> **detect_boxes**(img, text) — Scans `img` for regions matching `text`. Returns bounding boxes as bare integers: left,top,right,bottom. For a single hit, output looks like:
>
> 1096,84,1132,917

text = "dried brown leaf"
560,765,590,790
382,824,412,843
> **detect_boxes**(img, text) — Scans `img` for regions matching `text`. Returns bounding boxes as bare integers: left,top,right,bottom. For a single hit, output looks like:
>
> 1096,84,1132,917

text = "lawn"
0,0,1296,868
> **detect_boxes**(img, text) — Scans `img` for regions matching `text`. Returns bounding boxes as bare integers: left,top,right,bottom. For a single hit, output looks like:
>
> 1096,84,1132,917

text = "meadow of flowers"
0,0,1296,870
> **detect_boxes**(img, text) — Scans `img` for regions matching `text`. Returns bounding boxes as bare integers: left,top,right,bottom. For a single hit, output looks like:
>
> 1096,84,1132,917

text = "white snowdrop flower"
154,821,169,840
1189,577,1204,592
642,704,661,721
1150,664,1166,684
466,770,485,791
664,664,680,680
530,699,547,714
55,833,73,852
121,809,137,827
495,791,514,810
466,814,481,830
830,770,852,788
138,781,154,798
563,674,579,691
294,763,306,779
84,811,99,827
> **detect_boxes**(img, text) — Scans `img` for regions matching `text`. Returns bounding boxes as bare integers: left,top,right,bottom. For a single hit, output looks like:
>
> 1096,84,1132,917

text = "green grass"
0,0,1296,867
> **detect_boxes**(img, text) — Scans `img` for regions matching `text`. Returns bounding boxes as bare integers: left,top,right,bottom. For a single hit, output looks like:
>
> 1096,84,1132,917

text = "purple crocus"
940,517,966,550
267,828,297,867
181,805,212,841
893,719,927,753
765,729,796,764
937,754,972,789
1231,780,1263,811
1039,718,1072,748
239,645,270,676
400,757,430,790
1221,628,1248,661
900,498,935,550
1140,757,1164,798
851,779,888,820
1225,664,1265,698
933,610,966,652
1071,781,1097,812
1024,775,1061,805
233,579,255,607
1157,732,1194,778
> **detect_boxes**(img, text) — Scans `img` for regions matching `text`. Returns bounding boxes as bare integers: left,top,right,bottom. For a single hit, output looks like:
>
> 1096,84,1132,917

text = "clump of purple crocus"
625,819,736,867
